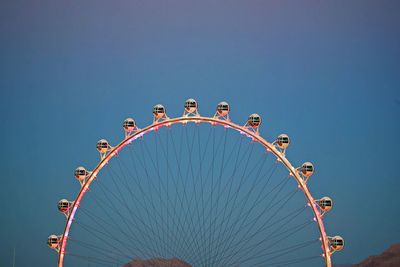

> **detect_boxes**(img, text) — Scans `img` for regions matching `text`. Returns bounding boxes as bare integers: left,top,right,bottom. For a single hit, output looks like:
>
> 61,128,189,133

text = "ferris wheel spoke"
152,126,202,260
207,154,268,266
208,144,269,266
187,126,210,261
196,127,234,266
80,205,161,261
190,134,249,267
210,150,270,265
228,164,280,232
236,184,298,237
213,165,279,258
224,220,314,267
113,155,174,260
252,254,321,267
154,130,170,258
181,126,227,264
163,128,193,259
204,126,219,267
186,158,280,267
168,126,213,260
209,127,229,256
79,195,142,255
177,125,207,262
67,252,125,266
123,133,182,260
190,134,245,266
223,208,311,266
68,237,131,261
218,183,298,266
72,219,141,260
180,125,218,266
231,218,315,266
78,202,180,262
182,125,219,264
161,127,190,256
248,204,308,244
188,129,244,265
138,133,202,259
111,157,171,256
85,186,147,252
160,127,196,258
91,177,165,258
106,165,163,255
153,127,201,259
216,175,293,266
196,138,255,267
138,127,194,261
166,125,202,261
77,207,145,257
186,125,214,264
240,239,318,266
136,139,168,256
125,147,184,258
243,239,320,267
242,188,303,237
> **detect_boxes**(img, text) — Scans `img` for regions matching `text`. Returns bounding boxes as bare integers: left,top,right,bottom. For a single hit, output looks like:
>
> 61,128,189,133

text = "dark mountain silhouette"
123,257,191,267
123,245,400,267
354,244,400,267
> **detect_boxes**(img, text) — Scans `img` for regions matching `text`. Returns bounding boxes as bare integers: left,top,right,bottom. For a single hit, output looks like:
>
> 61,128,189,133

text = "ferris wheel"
48,99,344,267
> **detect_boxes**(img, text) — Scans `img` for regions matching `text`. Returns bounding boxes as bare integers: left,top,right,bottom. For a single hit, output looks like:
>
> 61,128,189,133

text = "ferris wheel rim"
57,115,332,267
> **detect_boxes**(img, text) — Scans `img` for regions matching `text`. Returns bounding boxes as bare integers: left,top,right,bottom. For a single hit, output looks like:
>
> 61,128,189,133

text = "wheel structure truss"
50,102,343,267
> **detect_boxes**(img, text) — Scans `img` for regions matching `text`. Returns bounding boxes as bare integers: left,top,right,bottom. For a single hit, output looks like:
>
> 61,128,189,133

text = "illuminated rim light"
57,115,333,267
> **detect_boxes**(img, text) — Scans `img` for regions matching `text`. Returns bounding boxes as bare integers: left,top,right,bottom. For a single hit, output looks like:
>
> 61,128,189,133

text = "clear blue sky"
0,1,399,266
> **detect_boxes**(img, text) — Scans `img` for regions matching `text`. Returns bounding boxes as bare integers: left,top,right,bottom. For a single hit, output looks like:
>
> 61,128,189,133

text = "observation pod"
153,104,166,119
318,197,333,212
74,166,88,181
47,235,59,249
184,98,198,113
330,236,345,252
58,199,71,213
247,113,261,128
123,118,136,132
217,101,230,116
276,134,290,149
301,162,314,177
96,139,109,154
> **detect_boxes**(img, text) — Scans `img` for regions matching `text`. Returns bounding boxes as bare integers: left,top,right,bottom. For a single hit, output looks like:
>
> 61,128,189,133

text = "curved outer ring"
58,116,332,267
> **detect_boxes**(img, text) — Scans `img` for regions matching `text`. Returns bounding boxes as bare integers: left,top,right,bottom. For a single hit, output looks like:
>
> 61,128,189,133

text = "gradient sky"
1,1,399,266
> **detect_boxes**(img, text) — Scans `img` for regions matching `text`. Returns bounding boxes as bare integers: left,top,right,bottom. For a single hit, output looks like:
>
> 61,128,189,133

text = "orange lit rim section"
58,116,332,267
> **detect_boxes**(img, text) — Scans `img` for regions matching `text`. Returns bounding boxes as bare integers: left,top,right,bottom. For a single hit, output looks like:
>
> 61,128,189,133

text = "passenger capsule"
123,118,136,132
301,162,314,177
47,235,59,249
74,166,88,181
96,139,109,153
318,197,333,212
217,101,230,116
247,113,261,128
330,236,345,251
58,199,71,213
276,134,290,149
184,98,198,113
153,104,166,119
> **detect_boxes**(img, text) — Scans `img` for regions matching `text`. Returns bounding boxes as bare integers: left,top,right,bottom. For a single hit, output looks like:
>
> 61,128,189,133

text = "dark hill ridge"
124,245,400,267
354,244,400,267
123,257,191,267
